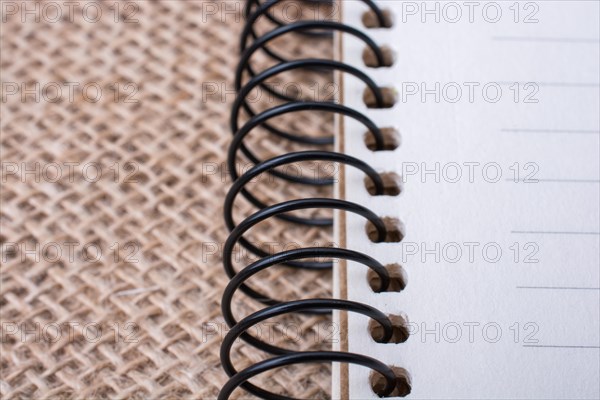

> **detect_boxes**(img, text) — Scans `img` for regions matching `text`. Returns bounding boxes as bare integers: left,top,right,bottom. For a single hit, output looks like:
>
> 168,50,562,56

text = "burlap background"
1,1,336,398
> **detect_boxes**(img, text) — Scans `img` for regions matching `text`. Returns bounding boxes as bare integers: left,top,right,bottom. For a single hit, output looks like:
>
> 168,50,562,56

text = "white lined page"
336,1,599,398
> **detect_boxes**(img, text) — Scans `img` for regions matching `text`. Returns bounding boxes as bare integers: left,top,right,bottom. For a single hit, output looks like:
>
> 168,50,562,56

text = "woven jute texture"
1,1,337,398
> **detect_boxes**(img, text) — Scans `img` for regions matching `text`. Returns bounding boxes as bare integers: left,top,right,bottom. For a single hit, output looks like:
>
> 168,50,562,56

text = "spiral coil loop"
220,1,403,398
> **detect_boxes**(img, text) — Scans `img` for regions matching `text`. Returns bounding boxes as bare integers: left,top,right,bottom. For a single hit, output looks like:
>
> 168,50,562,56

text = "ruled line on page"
511,231,600,235
506,178,600,183
497,81,600,88
517,286,600,291
493,36,600,44
501,128,600,135
524,345,600,349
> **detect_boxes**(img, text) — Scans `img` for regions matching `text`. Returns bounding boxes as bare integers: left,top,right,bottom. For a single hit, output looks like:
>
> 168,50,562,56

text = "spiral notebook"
333,1,600,399
220,1,599,399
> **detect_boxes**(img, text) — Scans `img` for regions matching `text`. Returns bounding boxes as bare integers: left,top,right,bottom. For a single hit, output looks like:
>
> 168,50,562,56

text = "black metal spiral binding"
220,1,400,399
